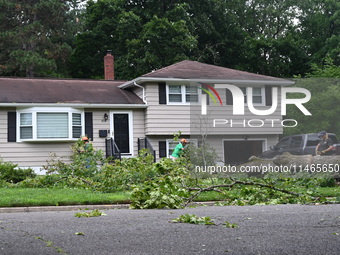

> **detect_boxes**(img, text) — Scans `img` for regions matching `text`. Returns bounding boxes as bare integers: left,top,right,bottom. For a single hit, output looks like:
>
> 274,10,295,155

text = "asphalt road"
1,204,340,255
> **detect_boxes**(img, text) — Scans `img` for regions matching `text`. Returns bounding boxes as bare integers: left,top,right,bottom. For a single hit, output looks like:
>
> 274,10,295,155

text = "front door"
113,113,130,153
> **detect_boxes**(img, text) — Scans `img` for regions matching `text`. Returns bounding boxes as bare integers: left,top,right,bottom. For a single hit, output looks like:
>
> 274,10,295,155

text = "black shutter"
201,88,210,105
265,86,273,106
159,141,167,158
7,112,17,142
226,89,233,105
159,83,166,104
85,112,93,141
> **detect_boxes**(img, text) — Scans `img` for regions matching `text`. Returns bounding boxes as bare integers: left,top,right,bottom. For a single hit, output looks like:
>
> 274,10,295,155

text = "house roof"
119,60,294,88
0,77,145,107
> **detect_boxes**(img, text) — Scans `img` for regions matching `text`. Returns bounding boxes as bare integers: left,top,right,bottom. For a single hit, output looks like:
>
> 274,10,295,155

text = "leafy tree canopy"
1,0,339,79
0,0,85,77
284,58,340,137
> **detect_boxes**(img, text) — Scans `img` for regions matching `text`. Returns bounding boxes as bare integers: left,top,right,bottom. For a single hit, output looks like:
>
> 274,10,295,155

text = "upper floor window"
18,107,83,141
167,85,200,104
240,87,265,105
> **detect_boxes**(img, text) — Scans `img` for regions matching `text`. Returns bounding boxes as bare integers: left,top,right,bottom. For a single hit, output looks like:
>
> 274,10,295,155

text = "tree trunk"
236,153,340,179
273,153,340,168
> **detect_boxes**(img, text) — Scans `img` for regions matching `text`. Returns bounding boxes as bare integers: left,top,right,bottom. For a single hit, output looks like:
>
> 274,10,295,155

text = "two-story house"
0,52,293,172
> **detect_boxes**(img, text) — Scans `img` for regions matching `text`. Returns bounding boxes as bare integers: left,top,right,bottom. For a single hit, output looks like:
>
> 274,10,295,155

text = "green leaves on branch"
74,209,106,218
172,214,239,228
95,149,158,193
172,213,215,225
130,158,191,209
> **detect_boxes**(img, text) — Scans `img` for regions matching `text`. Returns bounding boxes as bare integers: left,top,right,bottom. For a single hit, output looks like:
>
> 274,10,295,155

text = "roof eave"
119,77,295,88
0,103,147,108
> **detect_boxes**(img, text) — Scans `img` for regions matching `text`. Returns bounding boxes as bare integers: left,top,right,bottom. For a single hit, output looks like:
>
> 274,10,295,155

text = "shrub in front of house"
0,159,36,183
94,150,158,192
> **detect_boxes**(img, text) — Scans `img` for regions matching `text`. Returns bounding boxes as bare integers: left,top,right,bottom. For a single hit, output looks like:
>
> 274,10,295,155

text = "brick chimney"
104,50,114,80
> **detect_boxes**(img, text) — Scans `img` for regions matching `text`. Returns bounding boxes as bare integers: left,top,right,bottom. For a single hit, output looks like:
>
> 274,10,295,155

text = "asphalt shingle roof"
142,60,290,82
0,78,144,105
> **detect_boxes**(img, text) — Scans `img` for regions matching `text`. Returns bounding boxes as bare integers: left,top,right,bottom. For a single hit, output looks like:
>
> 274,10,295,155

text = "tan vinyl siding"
145,134,279,162
0,108,145,168
73,109,146,157
144,84,284,136
90,109,111,153
130,86,144,101
0,109,8,144
131,109,146,156
142,135,174,160
189,106,283,135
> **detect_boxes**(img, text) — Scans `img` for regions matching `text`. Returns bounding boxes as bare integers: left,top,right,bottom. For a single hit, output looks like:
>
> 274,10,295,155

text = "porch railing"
105,137,121,160
138,137,156,162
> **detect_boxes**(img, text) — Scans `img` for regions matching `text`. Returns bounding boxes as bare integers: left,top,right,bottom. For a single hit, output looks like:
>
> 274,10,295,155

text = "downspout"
133,82,147,104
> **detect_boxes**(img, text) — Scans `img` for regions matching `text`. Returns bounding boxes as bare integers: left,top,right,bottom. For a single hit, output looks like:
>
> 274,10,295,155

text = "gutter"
119,77,295,89
133,82,147,104
0,103,147,109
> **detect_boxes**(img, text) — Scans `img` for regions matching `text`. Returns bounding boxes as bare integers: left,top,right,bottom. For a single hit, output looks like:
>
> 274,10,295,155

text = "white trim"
166,138,197,158
119,77,294,88
110,110,134,156
166,84,201,105
17,107,85,142
240,87,266,106
166,139,179,158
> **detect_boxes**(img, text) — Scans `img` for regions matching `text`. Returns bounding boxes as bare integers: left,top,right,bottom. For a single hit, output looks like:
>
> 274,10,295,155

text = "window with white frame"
18,108,83,141
240,87,264,105
167,85,200,104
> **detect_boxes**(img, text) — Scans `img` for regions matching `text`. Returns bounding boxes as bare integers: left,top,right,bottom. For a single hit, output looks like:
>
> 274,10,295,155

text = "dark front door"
224,140,263,165
113,114,129,153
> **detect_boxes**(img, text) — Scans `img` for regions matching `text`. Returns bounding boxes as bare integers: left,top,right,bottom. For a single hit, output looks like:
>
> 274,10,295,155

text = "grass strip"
0,186,339,208
0,188,131,207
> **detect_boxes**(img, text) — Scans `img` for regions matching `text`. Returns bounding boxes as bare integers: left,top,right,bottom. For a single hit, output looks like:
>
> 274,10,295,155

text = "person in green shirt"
171,139,187,160
80,136,93,168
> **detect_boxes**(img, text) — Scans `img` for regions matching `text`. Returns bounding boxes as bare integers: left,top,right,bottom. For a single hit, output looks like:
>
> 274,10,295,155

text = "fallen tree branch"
184,178,313,207
70,175,94,186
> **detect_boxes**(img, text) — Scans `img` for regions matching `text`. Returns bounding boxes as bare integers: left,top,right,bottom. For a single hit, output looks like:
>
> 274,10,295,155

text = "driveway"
1,204,340,254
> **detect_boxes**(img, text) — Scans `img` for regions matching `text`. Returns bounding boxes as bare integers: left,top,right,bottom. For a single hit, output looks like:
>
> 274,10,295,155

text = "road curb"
0,204,130,213
0,202,217,213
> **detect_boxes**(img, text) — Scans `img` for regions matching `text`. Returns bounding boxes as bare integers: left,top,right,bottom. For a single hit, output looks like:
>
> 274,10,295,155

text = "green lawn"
0,188,131,207
0,186,339,207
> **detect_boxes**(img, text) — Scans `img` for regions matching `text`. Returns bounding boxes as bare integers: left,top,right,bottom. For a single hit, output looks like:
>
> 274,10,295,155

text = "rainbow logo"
198,83,223,106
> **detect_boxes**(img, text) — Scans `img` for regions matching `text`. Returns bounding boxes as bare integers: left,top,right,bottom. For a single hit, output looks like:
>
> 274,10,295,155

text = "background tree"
0,0,84,77
296,0,340,67
1,0,339,79
284,58,340,137
231,0,310,77
68,0,198,79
